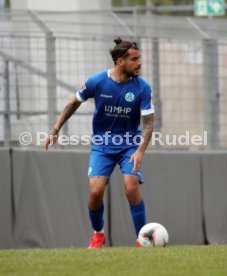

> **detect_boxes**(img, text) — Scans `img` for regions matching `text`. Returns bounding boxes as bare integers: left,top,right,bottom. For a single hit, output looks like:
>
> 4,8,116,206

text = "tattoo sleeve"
138,113,154,153
55,101,81,131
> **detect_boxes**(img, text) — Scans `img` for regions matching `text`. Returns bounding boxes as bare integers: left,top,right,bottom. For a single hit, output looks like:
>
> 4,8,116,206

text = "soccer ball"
138,222,169,247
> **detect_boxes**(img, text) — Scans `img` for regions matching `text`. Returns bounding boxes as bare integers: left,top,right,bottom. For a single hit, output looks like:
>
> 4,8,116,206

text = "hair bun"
114,38,122,45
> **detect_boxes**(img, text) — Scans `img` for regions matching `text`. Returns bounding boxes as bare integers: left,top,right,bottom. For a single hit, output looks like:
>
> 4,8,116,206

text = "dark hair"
109,37,139,65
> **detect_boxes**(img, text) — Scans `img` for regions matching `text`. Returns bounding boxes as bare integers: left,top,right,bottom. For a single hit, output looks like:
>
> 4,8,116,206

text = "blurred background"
0,0,227,249
0,0,226,149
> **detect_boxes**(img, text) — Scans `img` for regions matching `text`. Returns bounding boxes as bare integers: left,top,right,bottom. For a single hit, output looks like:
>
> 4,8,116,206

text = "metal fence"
0,8,227,150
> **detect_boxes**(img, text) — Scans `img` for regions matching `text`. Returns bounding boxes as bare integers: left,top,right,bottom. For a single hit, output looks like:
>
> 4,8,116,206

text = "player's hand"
45,128,59,150
129,150,144,173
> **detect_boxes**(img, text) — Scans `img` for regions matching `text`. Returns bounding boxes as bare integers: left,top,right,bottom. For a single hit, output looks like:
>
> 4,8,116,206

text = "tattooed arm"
129,113,154,173
45,96,81,150
137,113,154,153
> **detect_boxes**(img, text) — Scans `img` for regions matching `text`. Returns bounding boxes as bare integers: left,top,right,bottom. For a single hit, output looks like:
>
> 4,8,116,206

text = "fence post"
203,39,220,150
46,34,57,130
28,11,57,131
133,6,139,40
4,60,11,147
152,38,162,135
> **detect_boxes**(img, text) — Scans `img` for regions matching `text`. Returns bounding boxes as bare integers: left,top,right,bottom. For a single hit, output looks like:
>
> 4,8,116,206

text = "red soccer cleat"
88,233,105,249
136,240,142,248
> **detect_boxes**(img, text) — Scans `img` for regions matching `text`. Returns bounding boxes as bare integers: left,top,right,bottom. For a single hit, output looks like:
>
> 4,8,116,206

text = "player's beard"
124,66,141,78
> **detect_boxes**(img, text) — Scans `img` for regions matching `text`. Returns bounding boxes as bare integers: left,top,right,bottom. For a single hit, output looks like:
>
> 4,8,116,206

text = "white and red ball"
138,222,169,248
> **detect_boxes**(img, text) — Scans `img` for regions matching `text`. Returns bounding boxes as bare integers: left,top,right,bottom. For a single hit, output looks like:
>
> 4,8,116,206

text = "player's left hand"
129,150,144,173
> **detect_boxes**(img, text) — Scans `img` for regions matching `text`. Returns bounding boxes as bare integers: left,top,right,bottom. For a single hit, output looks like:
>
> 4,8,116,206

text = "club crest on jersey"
125,92,135,102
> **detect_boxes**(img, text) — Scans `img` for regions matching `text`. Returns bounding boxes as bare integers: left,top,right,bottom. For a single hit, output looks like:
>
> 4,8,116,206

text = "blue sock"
129,199,146,238
88,202,104,232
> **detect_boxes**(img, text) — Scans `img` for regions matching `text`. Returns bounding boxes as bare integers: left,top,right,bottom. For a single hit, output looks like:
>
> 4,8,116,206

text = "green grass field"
0,245,227,276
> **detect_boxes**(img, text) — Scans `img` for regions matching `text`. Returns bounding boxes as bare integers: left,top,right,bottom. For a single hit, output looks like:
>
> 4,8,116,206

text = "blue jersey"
76,70,154,146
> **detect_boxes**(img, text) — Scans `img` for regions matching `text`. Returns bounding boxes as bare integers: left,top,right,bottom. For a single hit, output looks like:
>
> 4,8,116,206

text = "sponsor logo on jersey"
125,92,135,102
105,105,131,114
100,94,113,98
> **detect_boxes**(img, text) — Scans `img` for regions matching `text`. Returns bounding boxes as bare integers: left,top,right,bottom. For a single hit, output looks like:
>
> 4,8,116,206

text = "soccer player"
45,38,154,249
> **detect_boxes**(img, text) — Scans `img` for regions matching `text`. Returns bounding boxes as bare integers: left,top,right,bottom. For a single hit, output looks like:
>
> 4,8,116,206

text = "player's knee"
90,190,103,200
124,176,139,196
124,184,139,198
89,186,104,200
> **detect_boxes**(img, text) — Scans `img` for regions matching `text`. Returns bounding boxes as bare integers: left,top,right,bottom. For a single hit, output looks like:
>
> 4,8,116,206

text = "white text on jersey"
104,105,131,114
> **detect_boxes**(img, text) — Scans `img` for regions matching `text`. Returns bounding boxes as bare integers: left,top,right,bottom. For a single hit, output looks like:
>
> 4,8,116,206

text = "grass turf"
0,245,227,276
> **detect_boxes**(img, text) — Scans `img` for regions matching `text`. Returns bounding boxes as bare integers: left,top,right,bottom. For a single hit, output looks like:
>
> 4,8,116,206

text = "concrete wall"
1,149,227,248
0,149,13,249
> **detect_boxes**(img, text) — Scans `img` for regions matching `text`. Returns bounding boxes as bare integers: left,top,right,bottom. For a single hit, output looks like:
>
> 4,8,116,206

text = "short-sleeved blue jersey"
76,70,154,146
